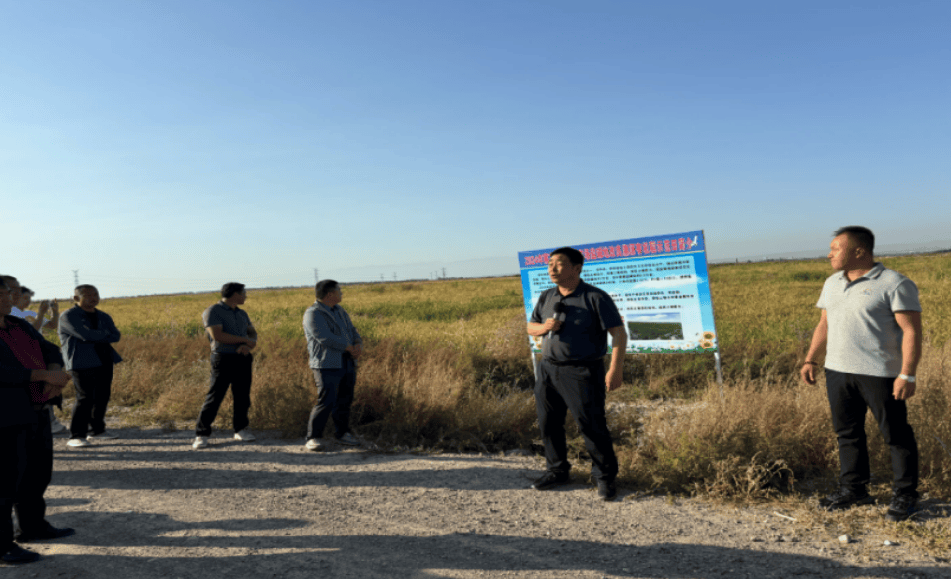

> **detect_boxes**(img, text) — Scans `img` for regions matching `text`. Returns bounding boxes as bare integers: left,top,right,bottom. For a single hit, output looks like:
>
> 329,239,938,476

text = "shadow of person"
13,518,946,579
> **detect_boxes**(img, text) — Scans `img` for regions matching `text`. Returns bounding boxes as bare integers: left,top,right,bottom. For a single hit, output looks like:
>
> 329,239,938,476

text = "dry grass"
55,256,951,502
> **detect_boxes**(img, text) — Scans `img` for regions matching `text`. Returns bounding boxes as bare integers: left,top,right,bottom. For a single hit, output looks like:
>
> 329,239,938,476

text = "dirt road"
6,429,947,578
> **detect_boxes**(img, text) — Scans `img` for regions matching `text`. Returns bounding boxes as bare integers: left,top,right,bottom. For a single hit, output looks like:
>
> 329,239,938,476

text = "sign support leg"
714,351,724,398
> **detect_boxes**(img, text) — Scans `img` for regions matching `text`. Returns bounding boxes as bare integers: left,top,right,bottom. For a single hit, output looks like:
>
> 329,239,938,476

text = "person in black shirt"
527,247,627,501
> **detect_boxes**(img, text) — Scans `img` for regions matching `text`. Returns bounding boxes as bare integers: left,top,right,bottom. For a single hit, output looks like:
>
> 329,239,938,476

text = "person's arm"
206,325,255,346
342,310,363,358
800,310,828,385
58,308,113,343
605,325,627,392
527,319,561,337
27,301,50,331
242,310,258,350
893,311,922,401
102,312,121,343
304,309,351,352
527,293,560,337
42,300,60,332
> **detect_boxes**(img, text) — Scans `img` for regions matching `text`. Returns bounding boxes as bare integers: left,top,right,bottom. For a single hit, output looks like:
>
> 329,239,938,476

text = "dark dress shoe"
2,544,41,564
15,525,76,543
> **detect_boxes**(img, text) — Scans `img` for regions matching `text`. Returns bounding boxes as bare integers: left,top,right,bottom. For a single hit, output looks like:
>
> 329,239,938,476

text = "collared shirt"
530,280,623,363
303,301,362,369
202,301,255,354
817,262,921,377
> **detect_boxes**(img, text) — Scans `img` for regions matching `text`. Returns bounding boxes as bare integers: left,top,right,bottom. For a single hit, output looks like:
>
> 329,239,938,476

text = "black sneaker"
885,492,917,522
1,544,40,564
597,479,617,501
15,524,76,543
818,487,875,511
531,471,570,490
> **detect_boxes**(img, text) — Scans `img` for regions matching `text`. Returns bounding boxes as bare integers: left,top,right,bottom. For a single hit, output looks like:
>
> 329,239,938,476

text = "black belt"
32,403,50,411
543,358,603,368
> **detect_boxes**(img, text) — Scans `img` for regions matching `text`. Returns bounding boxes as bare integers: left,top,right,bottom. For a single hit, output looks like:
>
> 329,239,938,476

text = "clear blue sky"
3,1,949,298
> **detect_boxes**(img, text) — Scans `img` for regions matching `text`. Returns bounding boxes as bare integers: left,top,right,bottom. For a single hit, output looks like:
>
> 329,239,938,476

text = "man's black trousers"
13,407,54,538
0,425,29,553
69,364,114,438
196,353,253,436
535,358,618,481
307,356,356,440
825,368,919,496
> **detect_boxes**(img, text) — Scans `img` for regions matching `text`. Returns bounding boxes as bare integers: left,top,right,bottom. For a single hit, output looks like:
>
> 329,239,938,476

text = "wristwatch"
898,374,916,383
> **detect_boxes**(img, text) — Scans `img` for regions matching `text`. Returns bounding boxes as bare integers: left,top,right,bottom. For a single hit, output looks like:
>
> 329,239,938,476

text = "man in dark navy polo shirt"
527,247,627,500
193,282,258,449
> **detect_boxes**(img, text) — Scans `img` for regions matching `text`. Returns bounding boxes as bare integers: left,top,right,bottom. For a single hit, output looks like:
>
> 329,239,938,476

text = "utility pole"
314,268,319,283
442,267,447,279
72,270,79,287
393,272,397,281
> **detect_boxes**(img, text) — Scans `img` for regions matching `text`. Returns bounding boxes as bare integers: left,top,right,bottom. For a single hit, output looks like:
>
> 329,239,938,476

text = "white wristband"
898,374,916,383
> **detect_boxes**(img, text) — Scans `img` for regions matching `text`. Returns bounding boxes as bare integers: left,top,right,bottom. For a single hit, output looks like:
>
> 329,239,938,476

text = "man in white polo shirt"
801,226,922,522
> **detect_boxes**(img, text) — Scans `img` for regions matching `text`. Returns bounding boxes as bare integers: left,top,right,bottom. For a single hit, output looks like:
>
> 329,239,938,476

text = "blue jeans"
307,357,356,440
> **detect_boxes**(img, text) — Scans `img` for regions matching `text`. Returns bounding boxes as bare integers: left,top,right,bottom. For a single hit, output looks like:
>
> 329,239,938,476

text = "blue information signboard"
518,230,719,355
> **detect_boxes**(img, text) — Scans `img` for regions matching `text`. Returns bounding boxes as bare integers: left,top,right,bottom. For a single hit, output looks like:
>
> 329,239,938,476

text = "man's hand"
540,318,563,334
43,382,66,398
37,300,50,316
245,338,257,350
605,367,622,392
236,344,252,355
50,300,59,315
893,377,916,401
800,363,818,385
33,369,70,387
350,343,363,360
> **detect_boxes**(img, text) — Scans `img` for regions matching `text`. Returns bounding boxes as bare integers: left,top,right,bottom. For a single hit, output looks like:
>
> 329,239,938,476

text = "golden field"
47,253,951,506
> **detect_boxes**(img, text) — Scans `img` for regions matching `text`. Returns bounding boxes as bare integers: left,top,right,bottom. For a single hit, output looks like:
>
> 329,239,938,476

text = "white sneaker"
336,432,361,446
50,418,67,434
87,431,118,440
233,429,256,442
304,438,325,451
192,436,208,449
67,438,90,448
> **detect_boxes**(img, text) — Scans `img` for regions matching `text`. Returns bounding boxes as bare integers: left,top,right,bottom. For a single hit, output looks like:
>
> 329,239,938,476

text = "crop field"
626,321,684,341
47,252,951,505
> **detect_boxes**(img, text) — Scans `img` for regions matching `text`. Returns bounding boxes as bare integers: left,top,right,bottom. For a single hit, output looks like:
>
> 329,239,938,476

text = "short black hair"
550,246,584,267
315,279,340,299
221,282,246,299
19,285,33,296
74,285,98,298
834,226,875,254
0,277,9,290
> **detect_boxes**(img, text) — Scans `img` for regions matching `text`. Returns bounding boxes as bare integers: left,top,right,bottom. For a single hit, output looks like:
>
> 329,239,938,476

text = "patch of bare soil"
7,428,949,578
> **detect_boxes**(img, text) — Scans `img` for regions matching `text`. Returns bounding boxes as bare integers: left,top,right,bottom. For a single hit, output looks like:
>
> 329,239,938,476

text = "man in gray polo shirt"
801,226,922,521
193,282,258,449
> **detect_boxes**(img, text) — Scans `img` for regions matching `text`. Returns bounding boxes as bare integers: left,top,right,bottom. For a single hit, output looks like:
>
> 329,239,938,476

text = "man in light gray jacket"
302,280,363,451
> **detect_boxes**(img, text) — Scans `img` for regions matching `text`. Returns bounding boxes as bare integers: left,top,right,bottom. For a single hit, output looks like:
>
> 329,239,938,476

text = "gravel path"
5,429,948,578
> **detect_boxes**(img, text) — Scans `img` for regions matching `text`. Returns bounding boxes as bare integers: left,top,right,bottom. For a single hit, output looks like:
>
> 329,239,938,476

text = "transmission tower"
72,270,79,287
